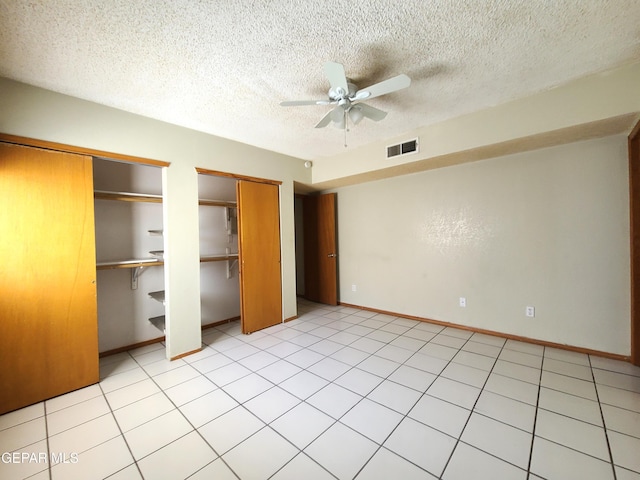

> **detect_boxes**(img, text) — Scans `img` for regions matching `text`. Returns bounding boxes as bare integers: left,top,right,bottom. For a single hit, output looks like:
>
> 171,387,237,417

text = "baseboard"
339,302,631,362
284,315,299,323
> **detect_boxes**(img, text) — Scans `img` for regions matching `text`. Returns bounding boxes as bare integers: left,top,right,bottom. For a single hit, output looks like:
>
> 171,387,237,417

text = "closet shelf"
94,190,163,203
97,259,163,270
199,199,237,207
148,291,165,305
149,315,165,332
200,254,239,263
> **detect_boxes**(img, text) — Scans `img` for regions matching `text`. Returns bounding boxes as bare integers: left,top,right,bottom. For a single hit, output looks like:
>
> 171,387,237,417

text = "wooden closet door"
236,180,282,333
0,142,98,414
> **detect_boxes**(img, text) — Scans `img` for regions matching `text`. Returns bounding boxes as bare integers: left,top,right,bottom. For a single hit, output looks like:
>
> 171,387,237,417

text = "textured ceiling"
1,1,639,161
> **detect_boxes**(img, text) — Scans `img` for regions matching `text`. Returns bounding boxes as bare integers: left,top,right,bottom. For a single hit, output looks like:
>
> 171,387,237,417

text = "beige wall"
332,135,631,355
0,77,311,359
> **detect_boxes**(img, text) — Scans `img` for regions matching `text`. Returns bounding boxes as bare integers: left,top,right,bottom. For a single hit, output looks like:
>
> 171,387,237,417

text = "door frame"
629,119,640,365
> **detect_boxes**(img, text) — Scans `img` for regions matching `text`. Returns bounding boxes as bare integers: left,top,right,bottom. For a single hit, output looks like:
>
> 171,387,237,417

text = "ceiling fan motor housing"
329,81,358,101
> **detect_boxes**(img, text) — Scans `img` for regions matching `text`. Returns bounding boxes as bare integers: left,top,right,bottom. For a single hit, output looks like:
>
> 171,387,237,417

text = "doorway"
629,119,640,365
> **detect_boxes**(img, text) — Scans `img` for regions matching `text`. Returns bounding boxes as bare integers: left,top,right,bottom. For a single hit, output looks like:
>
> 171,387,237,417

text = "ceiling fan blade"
356,103,388,122
315,110,333,128
324,62,349,96
280,100,331,106
355,74,411,100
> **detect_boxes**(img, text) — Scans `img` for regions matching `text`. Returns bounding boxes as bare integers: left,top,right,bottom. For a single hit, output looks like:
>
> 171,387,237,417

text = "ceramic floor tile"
307,357,352,381
441,362,490,388
451,350,497,371
368,379,422,414
341,398,403,443
112,392,174,432
205,362,252,386
498,349,543,369
209,336,245,353
0,439,48,479
544,347,590,366
223,426,298,480
48,413,120,456
443,442,527,480
0,416,47,453
403,328,437,342
390,335,427,352
419,342,458,361
45,384,103,413
602,403,640,438
266,341,303,358
223,343,261,361
124,410,192,460
615,466,640,480
384,417,457,477
47,395,111,435
597,384,640,413
590,357,640,377
137,431,217,480
99,367,149,393
460,340,502,358
271,402,335,449
335,367,384,396
538,387,603,426
492,359,541,385
256,359,302,384
469,332,506,348
350,337,386,354
375,344,415,363
409,394,471,438
503,339,544,356
427,377,481,410
0,402,44,431
404,352,449,375
270,452,336,480
142,358,187,377
106,464,143,479
461,412,532,469
104,379,161,410
484,373,540,406
431,334,467,349
608,430,640,473
543,357,593,381
243,386,300,423
188,458,237,479
222,373,274,403
366,329,400,343
535,409,609,461
474,390,536,432
151,364,201,390
131,348,167,366
541,370,598,401
530,436,614,480
358,355,401,378
307,383,363,419
387,365,437,393
288,332,324,347
279,371,329,400
198,406,264,455
178,389,237,428
305,422,378,480
190,353,234,374
593,369,640,394
330,346,370,366
283,348,325,369
100,355,140,379
163,375,216,406
356,447,438,479
50,436,134,480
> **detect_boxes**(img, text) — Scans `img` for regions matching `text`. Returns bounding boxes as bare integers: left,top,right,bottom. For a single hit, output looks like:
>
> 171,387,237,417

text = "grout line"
43,401,52,480
525,345,545,480
589,354,618,480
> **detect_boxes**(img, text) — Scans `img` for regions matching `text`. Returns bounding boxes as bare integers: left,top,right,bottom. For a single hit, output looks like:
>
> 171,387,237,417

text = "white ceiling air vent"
387,138,419,159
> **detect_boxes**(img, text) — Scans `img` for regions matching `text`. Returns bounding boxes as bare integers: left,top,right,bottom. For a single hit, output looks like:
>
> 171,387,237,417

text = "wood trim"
339,302,631,362
171,347,203,361
202,316,241,330
629,117,640,366
284,315,298,323
99,337,164,357
196,167,282,186
0,133,170,167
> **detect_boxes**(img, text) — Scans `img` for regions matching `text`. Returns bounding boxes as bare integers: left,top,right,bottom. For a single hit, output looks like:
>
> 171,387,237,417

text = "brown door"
303,193,338,305
237,180,282,333
630,120,640,366
0,142,98,414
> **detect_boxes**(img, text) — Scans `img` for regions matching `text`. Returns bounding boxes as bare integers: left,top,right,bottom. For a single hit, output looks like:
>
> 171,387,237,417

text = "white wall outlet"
526,306,535,317
459,297,466,307
352,284,357,292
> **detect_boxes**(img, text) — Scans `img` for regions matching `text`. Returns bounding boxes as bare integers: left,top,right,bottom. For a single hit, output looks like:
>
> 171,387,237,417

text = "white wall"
333,135,631,355
0,77,311,359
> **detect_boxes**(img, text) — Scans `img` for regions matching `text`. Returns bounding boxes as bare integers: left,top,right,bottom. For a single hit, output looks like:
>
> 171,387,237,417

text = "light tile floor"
2,299,640,479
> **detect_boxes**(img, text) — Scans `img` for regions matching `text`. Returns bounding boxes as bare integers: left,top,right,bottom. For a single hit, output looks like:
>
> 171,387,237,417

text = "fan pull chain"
344,110,348,148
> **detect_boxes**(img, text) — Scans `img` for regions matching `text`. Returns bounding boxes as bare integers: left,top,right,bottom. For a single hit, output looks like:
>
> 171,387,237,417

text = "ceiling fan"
280,62,411,129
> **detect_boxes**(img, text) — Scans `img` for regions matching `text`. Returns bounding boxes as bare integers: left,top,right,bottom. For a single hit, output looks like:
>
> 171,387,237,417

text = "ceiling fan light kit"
280,61,411,132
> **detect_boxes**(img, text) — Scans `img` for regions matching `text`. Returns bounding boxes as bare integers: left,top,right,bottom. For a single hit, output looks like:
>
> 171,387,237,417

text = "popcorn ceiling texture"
0,0,639,160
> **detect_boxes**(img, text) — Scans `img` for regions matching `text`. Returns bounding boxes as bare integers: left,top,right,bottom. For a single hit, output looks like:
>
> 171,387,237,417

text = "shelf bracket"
131,266,145,290
226,259,238,279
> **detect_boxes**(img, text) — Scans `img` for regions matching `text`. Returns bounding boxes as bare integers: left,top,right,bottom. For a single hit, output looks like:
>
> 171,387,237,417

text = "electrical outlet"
526,306,535,317
459,297,466,307
352,284,357,292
